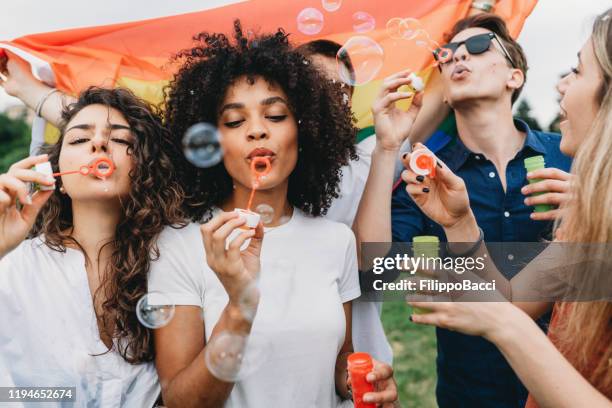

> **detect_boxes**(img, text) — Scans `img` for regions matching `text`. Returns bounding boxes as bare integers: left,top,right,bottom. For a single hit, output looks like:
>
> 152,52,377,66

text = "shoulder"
530,130,573,170
157,222,202,248
295,210,355,245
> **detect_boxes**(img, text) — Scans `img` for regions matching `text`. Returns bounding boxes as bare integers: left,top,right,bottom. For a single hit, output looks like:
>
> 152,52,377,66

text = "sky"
1,0,610,127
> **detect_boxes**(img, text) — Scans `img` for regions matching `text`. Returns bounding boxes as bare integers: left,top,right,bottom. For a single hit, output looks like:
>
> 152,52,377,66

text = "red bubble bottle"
347,352,375,408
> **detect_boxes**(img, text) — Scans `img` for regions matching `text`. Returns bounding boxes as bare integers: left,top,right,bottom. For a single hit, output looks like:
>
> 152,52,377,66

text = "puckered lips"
246,147,276,169
451,63,471,81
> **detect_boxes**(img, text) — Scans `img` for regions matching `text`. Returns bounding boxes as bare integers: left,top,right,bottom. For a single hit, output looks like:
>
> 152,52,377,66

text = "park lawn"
381,302,438,408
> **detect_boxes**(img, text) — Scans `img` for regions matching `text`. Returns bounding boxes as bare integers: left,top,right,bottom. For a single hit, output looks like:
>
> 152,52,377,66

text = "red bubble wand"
52,157,115,179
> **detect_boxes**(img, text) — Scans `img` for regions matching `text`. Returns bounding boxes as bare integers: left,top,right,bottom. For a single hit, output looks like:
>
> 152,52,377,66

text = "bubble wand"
235,156,272,228
51,157,115,179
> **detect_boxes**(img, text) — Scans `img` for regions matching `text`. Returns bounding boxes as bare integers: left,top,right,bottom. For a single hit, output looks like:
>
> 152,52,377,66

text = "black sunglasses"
433,32,516,68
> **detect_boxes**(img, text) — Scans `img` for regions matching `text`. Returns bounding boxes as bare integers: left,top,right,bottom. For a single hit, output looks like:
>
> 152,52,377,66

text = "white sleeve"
148,224,205,307
338,227,361,303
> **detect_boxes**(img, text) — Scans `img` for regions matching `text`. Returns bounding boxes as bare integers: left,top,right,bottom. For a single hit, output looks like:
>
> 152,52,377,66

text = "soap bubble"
413,30,437,51
386,17,422,40
337,36,384,86
183,123,223,168
238,281,260,323
352,12,376,33
321,0,342,12
436,47,454,64
205,331,271,382
400,18,423,40
297,8,324,35
255,204,274,225
136,292,175,329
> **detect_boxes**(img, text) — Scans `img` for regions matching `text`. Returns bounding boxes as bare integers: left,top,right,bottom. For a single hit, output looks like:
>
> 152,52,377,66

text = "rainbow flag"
0,0,537,152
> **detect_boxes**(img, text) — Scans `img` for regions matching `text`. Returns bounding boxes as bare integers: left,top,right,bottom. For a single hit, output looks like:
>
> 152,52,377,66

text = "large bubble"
352,12,376,33
205,331,271,382
182,122,223,168
136,292,175,329
337,36,384,86
297,8,324,35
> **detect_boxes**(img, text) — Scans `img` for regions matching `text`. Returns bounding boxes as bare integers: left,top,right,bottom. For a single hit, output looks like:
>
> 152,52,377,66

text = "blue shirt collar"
437,118,548,172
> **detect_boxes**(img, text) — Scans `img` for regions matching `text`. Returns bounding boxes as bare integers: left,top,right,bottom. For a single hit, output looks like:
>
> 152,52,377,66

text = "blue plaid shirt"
391,119,572,407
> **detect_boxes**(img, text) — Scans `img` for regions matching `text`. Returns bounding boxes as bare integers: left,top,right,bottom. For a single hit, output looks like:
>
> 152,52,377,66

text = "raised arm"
155,212,263,408
0,53,75,127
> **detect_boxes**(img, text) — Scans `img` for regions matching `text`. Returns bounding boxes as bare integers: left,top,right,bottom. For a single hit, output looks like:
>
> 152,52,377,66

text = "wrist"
20,81,54,111
485,304,527,345
444,211,480,242
226,301,256,333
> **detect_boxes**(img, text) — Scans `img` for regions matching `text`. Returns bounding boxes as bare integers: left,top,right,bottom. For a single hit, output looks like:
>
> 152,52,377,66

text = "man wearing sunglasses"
355,12,572,408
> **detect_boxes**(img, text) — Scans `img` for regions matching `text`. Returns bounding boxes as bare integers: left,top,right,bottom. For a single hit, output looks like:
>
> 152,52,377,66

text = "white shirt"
148,209,361,408
325,135,394,365
0,238,160,408
325,136,376,228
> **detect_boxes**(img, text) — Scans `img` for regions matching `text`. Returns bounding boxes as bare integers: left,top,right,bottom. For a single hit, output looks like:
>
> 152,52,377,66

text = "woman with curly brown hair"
0,87,185,407
146,21,398,407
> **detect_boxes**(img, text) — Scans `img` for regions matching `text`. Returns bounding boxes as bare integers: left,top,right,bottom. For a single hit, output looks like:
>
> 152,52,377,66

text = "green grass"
381,302,438,408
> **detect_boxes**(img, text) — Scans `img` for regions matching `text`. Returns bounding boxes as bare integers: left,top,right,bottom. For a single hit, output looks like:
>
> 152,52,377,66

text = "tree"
0,111,32,173
514,99,542,131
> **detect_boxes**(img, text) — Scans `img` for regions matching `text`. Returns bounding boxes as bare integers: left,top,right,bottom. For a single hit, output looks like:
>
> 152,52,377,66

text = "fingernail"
363,395,374,403
46,176,55,183
524,198,529,205
366,373,375,382
25,195,32,205
437,160,443,168
423,187,430,193
527,172,533,178
416,175,424,182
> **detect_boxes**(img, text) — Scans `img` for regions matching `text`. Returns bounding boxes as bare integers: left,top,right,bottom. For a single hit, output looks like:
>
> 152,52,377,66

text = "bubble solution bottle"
411,235,440,314
524,156,553,212
347,352,375,408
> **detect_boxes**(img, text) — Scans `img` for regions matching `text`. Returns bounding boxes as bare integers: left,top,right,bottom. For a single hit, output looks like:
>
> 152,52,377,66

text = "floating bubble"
321,0,342,12
183,123,223,168
255,204,275,225
297,8,324,35
337,36,384,86
238,281,260,323
205,331,270,382
136,292,175,329
413,30,437,51
386,17,422,40
400,18,423,40
352,12,376,33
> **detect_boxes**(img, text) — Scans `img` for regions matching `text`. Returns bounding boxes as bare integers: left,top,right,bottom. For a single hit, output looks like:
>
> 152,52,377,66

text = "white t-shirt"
325,135,394,366
325,136,376,228
148,209,361,408
0,238,160,408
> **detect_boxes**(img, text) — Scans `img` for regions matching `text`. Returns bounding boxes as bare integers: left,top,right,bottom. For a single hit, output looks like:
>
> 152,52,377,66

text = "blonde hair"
551,8,612,398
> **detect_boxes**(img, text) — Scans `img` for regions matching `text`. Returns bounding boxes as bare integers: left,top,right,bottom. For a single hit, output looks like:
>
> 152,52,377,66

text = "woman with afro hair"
147,20,399,407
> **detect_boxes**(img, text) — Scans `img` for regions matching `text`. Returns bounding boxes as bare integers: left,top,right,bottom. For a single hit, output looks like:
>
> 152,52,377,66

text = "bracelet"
471,0,495,12
445,227,484,257
34,88,60,117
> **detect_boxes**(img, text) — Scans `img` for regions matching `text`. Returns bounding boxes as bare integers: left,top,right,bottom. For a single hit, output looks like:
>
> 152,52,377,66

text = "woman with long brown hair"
0,87,185,407
402,9,612,407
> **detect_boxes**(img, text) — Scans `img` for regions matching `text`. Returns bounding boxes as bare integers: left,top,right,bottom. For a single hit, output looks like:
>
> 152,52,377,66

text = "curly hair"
30,87,186,364
163,20,358,221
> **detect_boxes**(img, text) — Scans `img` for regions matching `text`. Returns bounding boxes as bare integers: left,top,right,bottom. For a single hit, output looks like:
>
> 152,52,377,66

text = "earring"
298,147,303,152
298,119,302,125
59,186,66,194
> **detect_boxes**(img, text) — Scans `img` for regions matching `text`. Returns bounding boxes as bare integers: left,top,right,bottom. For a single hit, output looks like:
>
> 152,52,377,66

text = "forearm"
163,303,253,408
490,310,611,408
354,146,398,244
335,350,352,400
406,70,449,145
16,81,74,127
